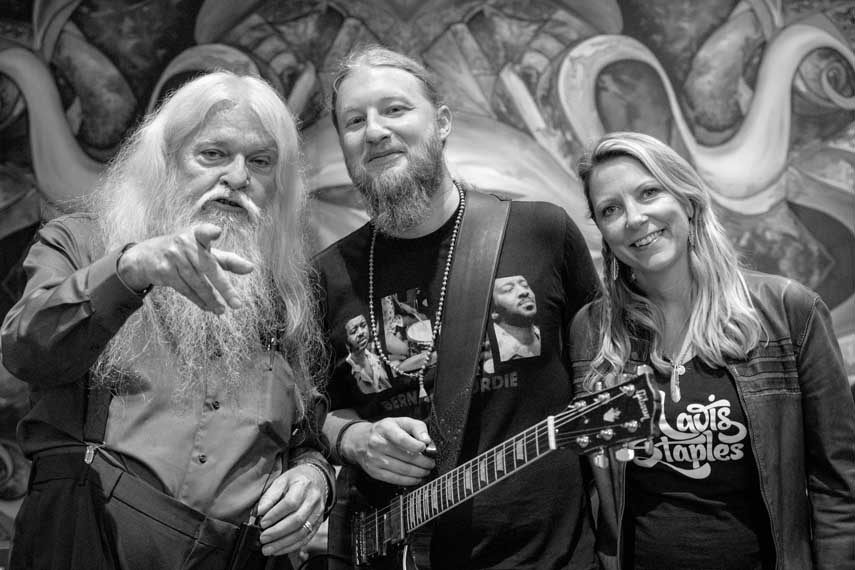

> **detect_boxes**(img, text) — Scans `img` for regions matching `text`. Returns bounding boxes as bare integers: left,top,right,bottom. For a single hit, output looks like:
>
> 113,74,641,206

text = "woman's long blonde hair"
576,132,763,388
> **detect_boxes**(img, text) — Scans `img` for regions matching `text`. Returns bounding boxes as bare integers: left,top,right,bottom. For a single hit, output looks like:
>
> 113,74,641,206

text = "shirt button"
199,454,207,464
212,400,220,410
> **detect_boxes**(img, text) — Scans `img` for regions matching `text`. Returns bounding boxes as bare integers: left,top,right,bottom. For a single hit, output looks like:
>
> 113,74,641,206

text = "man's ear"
436,105,452,141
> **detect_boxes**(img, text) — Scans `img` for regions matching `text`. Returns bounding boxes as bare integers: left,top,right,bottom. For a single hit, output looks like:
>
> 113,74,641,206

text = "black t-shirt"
315,195,600,569
625,358,775,570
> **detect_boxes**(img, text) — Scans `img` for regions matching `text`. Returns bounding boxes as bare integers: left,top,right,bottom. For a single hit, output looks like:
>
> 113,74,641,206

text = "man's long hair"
576,132,763,389
93,71,324,419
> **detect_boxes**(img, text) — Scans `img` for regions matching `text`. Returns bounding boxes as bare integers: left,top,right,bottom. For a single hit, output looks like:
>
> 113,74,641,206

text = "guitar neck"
356,416,558,550
352,371,658,567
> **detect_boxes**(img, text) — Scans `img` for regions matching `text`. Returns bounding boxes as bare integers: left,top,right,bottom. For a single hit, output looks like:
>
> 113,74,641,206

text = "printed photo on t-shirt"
342,313,391,394
378,289,436,378
483,275,541,373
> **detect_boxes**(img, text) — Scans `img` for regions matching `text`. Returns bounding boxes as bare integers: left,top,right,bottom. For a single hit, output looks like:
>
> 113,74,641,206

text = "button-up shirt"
1,213,333,523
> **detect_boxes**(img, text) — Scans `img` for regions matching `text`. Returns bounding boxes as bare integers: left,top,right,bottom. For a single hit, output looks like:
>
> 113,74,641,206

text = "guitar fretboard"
356,416,558,559
350,372,656,567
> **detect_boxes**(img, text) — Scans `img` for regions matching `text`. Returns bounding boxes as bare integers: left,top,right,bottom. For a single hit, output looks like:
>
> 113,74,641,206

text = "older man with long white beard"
1,71,333,570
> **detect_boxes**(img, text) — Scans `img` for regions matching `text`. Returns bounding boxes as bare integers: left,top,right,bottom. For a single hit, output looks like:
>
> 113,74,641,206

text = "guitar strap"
431,188,510,475
84,380,112,445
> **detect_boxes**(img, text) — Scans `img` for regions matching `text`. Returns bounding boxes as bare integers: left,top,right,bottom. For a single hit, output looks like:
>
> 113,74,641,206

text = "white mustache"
194,188,262,221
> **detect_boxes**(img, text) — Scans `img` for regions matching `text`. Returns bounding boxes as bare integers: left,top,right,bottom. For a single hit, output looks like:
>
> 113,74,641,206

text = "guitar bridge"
352,511,366,566
352,495,410,567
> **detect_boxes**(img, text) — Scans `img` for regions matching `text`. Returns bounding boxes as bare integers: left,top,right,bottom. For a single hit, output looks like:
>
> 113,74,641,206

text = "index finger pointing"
193,223,222,250
211,249,255,275
202,259,243,310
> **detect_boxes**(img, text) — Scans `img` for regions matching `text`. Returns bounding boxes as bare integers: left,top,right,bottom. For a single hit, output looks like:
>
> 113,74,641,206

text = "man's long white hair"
93,71,324,419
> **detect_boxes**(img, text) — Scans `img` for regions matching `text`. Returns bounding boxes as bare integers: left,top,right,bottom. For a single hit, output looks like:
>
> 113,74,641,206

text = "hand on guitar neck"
340,416,437,487
329,368,661,570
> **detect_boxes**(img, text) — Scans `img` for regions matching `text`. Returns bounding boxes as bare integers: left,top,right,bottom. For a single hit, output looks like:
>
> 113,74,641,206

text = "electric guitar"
330,368,660,570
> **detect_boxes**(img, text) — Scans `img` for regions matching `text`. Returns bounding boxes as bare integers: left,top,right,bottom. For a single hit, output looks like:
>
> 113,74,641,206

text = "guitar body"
327,370,659,570
328,466,431,569
401,528,432,570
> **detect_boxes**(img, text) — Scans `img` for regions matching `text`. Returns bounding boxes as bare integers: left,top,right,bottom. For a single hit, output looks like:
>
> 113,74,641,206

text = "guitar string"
361,392,636,536
358,391,645,544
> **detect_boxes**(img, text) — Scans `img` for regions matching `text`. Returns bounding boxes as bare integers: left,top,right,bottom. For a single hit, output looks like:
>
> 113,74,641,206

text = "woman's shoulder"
571,298,605,328
742,270,827,338
569,299,606,355
743,270,821,309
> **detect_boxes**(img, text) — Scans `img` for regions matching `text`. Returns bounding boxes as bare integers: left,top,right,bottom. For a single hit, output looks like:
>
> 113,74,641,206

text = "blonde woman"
571,132,855,570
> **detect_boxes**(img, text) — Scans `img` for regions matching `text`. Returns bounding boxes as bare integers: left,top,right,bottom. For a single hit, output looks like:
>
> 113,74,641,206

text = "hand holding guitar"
333,370,660,570
342,417,436,486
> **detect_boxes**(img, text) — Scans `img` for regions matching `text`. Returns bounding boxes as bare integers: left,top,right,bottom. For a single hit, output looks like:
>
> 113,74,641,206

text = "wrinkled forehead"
203,102,275,138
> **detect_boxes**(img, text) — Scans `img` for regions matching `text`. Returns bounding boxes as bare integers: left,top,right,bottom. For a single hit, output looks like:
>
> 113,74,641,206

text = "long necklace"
368,181,466,402
668,316,693,403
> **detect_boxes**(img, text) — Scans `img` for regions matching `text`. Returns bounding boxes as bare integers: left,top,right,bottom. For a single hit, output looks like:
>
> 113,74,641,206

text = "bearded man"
1,72,333,570
314,46,601,569
490,275,542,362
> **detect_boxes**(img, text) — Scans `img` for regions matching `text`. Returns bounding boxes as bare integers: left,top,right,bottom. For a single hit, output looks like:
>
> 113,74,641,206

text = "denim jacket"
569,272,855,570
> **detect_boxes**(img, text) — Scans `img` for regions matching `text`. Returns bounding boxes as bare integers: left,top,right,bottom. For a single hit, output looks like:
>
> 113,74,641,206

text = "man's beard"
346,126,445,235
93,193,280,400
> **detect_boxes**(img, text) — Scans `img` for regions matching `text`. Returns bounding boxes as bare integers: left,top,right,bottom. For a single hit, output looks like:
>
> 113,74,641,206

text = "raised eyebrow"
193,138,225,150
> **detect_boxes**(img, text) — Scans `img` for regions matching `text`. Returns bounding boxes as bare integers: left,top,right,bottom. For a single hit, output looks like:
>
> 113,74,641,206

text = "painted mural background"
0,0,854,552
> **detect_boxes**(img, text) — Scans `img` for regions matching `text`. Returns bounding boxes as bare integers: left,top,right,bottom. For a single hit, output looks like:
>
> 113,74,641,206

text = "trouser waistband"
31,447,242,549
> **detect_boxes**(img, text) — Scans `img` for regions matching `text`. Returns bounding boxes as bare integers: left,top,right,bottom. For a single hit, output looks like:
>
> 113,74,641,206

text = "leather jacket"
569,272,855,570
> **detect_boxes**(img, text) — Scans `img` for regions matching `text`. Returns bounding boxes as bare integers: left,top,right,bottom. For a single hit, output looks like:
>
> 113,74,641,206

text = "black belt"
31,447,242,549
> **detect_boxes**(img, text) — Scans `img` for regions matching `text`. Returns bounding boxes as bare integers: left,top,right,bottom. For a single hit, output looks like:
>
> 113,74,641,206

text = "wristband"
334,419,369,465
116,242,153,297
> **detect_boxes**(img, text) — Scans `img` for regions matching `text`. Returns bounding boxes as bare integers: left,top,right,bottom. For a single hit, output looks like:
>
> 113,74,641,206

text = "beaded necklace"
367,181,466,403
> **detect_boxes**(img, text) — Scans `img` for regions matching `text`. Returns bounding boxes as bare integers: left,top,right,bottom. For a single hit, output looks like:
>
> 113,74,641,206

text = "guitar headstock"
557,365,660,463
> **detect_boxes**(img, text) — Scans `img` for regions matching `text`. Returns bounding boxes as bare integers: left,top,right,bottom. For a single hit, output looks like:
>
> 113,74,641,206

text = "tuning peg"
635,364,654,377
598,428,614,441
615,445,635,462
592,450,609,469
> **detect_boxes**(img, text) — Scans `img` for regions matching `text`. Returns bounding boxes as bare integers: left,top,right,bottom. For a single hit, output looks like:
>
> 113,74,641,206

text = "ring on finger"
302,520,314,535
